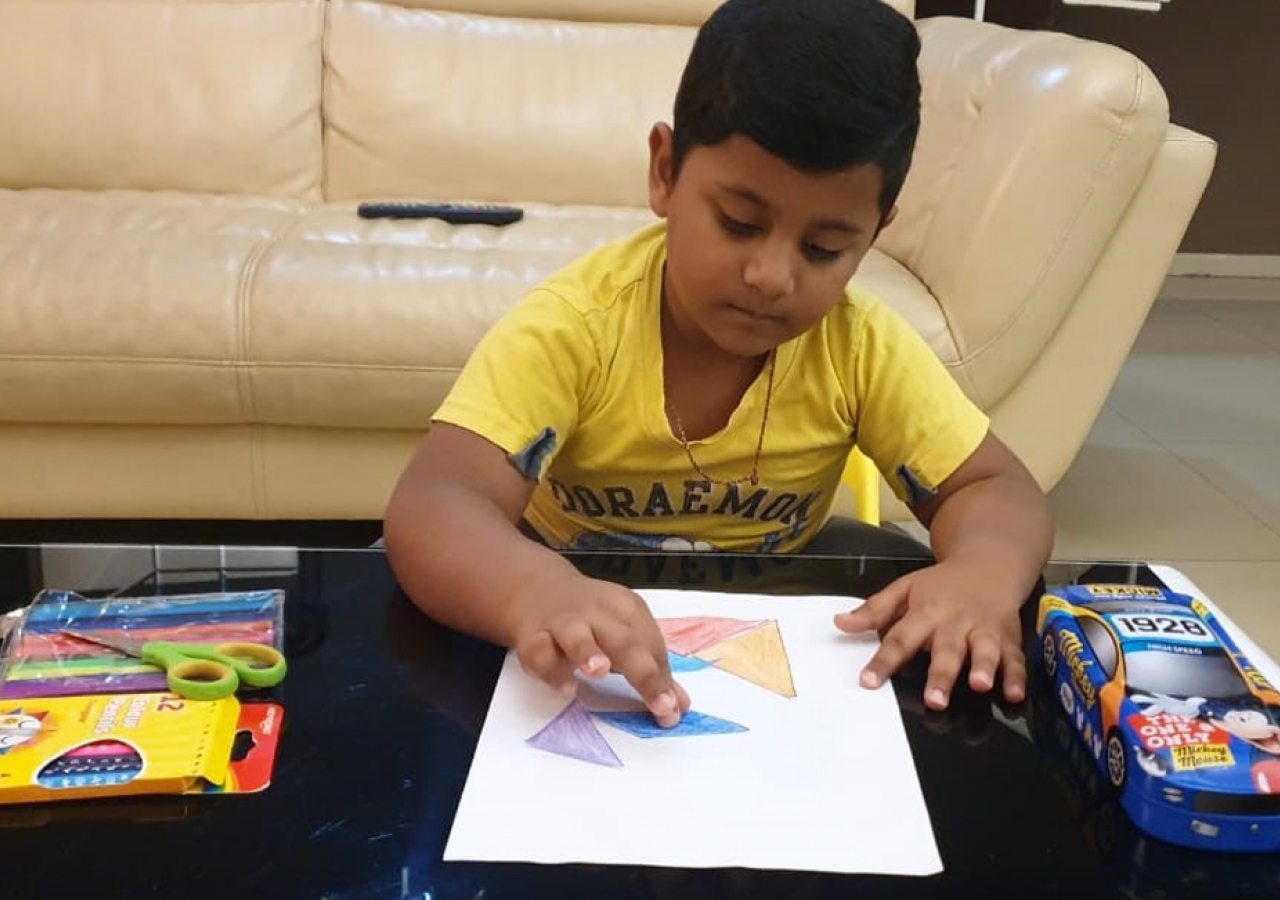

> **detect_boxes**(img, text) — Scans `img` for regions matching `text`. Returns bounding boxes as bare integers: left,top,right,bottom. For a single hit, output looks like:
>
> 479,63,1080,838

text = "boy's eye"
803,243,841,263
717,213,761,237
716,210,842,263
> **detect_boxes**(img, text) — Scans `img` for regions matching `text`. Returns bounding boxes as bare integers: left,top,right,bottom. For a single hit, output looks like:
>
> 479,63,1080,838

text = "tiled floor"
1048,297,1280,660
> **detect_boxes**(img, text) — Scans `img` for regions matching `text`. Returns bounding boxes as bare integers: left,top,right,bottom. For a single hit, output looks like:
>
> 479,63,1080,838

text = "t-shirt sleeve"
432,288,599,481
850,298,991,507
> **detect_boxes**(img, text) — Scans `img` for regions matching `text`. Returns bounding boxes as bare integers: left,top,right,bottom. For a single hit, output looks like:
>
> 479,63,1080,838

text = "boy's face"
648,124,893,360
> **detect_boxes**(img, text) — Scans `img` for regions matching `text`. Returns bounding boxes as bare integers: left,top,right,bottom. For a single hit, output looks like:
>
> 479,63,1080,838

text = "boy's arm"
914,431,1053,595
835,431,1053,709
385,422,567,644
384,423,689,726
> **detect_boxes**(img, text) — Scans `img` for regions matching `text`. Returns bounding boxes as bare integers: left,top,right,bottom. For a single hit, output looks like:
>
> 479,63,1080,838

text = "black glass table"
0,544,1276,899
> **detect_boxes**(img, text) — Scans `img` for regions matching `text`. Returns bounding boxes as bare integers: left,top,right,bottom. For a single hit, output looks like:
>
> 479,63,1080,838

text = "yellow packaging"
0,693,240,805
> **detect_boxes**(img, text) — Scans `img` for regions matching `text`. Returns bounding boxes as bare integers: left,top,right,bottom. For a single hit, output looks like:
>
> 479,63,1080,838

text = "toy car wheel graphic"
1106,728,1127,790
1042,632,1058,676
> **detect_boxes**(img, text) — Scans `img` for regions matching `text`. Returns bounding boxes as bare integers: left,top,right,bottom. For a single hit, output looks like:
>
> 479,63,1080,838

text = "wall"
917,0,1277,255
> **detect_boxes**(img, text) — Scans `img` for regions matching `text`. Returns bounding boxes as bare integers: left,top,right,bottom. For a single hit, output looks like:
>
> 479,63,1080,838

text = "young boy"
385,0,1053,728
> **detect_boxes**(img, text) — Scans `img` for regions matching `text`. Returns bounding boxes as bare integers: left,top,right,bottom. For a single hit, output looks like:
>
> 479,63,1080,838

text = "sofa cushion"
0,190,308,425
0,0,324,199
0,190,950,433
246,203,659,428
324,2,693,207
248,207,952,429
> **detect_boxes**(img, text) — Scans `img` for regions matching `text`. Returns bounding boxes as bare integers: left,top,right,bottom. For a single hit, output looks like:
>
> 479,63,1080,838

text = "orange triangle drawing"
694,621,796,698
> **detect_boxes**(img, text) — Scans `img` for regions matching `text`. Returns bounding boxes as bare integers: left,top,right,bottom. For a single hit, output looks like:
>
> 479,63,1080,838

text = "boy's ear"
648,123,676,218
878,205,899,234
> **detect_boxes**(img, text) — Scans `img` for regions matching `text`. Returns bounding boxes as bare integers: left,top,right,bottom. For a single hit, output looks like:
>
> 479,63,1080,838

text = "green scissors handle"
141,641,288,701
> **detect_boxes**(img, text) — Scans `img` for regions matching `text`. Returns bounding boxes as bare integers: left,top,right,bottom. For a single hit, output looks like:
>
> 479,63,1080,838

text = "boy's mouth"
725,303,782,324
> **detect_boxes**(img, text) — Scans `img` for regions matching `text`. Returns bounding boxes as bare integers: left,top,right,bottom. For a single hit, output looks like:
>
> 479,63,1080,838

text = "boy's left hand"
833,560,1026,710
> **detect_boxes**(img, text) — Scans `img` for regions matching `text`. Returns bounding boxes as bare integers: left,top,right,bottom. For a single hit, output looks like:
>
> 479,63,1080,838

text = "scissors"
60,630,287,701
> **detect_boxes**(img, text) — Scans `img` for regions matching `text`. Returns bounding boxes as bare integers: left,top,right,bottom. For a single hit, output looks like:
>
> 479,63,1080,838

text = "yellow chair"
841,446,880,526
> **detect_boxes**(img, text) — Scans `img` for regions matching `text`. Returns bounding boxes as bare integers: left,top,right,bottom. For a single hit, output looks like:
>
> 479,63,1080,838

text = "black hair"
672,0,922,216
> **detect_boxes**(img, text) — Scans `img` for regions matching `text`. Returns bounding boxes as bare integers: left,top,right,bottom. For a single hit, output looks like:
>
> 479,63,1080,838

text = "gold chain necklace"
665,350,777,487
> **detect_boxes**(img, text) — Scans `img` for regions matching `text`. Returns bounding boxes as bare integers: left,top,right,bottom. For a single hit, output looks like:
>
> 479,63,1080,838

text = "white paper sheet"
445,589,941,876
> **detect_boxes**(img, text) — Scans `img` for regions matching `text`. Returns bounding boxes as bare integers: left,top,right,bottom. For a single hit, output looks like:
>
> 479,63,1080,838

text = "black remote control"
356,201,524,226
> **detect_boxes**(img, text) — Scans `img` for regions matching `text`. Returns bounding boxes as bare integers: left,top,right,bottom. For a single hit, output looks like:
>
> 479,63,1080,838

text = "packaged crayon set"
0,589,284,699
0,589,287,805
0,692,283,804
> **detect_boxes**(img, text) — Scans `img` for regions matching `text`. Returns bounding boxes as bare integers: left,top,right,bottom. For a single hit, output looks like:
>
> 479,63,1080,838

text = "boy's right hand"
510,574,690,728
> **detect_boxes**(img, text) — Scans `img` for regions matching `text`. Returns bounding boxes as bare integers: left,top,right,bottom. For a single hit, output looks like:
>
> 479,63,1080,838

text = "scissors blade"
60,629,148,659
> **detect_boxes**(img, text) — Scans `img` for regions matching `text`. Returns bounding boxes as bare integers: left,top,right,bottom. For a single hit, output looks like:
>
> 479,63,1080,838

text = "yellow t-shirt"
433,224,989,552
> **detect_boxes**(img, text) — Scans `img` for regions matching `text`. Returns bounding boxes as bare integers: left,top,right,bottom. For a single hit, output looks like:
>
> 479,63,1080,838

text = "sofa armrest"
878,17,1172,409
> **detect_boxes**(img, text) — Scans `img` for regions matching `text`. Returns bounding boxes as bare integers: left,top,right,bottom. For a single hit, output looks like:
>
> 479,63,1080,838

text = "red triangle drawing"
658,616,763,656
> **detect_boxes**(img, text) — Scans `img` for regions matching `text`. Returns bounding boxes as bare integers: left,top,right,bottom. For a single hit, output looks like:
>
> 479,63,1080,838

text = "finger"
835,577,912,634
923,631,968,710
552,619,611,679
619,646,685,727
1000,639,1028,704
967,632,1003,694
591,593,686,726
860,614,930,690
516,631,576,697
673,680,692,713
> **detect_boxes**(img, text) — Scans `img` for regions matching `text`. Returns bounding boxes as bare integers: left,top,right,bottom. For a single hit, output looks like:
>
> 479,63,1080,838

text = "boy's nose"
742,241,795,301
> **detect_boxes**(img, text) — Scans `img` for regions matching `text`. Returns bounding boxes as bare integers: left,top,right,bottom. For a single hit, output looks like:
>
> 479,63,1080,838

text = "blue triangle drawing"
526,699,622,767
667,652,714,673
591,709,748,739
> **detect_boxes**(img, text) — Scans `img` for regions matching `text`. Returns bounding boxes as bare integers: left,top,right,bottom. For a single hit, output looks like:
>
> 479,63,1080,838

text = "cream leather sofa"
0,0,1215,521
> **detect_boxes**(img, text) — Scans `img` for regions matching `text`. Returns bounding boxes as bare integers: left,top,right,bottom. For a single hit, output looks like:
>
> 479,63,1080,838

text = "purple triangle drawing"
526,699,622,767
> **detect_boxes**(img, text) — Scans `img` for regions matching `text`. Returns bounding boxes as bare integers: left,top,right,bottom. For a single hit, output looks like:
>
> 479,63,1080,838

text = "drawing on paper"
527,701,748,766
660,616,797,698
526,700,622,768
525,616,792,767
592,709,748,739
659,616,761,655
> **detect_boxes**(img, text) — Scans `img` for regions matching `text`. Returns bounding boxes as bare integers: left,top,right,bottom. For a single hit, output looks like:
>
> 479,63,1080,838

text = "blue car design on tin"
1037,583,1280,851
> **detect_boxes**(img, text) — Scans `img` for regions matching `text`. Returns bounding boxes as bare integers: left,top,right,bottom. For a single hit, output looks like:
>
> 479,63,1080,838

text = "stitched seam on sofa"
914,30,1062,375
942,355,981,403
319,0,333,202
0,356,238,365
234,213,313,422
912,30,1055,272
961,50,1147,372
921,30,1070,384
251,423,268,518
235,214,313,518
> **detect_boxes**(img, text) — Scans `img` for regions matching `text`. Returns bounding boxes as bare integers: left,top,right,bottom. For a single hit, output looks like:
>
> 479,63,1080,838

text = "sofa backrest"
0,0,325,199
385,0,915,23
323,1,696,205
0,0,916,205
322,0,913,206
